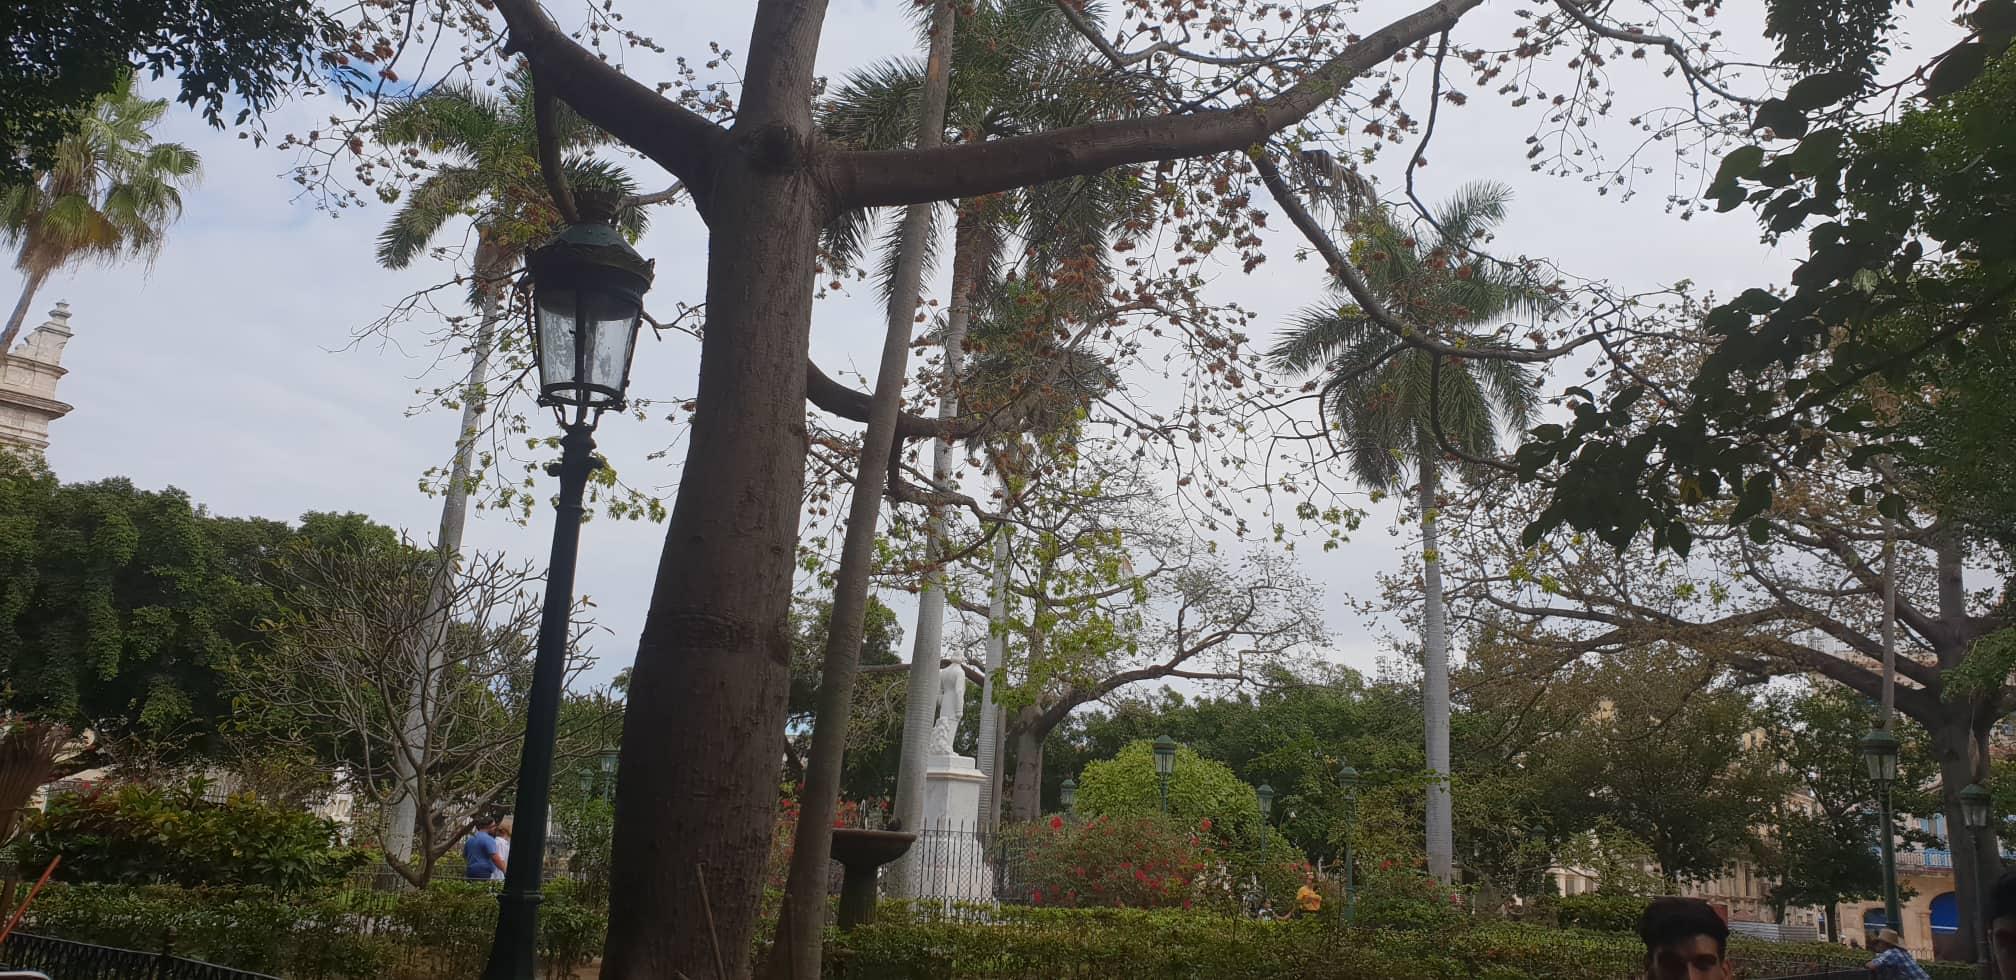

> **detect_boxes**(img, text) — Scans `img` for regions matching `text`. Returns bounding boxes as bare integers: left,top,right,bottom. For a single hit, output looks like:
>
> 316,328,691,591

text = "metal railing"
905,824,1038,912
1,931,280,980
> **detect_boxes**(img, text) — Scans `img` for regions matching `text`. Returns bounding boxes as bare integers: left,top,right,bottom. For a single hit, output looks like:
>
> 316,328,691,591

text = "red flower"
1199,818,1213,832
1050,816,1065,830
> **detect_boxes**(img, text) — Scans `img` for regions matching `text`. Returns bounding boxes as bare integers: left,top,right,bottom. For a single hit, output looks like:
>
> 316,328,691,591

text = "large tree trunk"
1929,712,2002,963
385,236,507,867
1008,706,1045,823
764,0,953,965
1,266,52,358
599,150,825,980
1825,900,1839,944
890,202,988,886
1419,455,1454,884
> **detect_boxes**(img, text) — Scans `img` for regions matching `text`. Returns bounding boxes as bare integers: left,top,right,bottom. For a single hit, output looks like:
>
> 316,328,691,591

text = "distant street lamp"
1153,736,1177,814
1963,782,1994,978
596,746,619,800
1860,728,1904,944
1338,759,1360,926
483,191,652,980
1257,783,1275,820
1059,777,1078,816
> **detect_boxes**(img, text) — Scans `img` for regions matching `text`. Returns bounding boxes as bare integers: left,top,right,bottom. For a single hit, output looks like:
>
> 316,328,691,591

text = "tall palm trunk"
890,204,987,889
975,489,1010,833
1,266,52,357
384,237,508,874
763,5,955,962
1419,453,1453,883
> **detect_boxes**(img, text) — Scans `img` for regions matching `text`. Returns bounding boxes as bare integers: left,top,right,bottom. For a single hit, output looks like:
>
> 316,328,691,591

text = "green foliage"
0,1,332,185
1267,183,1548,493
831,908,1983,979
1541,893,1650,933
1524,46,2016,553
554,796,614,908
0,455,390,761
785,593,905,801
1351,860,1468,931
23,880,603,979
17,781,365,891
1074,740,1263,845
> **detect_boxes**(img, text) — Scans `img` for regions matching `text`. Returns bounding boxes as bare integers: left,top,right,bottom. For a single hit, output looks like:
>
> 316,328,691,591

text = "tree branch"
830,0,1487,208
493,0,726,211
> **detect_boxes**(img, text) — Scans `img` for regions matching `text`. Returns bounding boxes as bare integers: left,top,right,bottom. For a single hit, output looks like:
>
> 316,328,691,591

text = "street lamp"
596,746,619,801
1963,782,1994,977
1860,728,1904,945
1257,783,1275,820
1153,736,1177,814
1059,777,1078,816
1338,759,1360,926
483,191,652,980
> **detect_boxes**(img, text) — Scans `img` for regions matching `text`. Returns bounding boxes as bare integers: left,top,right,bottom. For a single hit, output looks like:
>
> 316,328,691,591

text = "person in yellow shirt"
1295,876,1323,917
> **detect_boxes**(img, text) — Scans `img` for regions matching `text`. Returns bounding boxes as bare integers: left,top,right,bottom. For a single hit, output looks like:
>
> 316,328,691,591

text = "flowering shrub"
765,783,890,888
1012,814,1238,911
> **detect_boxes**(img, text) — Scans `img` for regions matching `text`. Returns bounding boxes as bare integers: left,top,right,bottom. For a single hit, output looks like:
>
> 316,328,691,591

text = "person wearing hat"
1866,927,1929,979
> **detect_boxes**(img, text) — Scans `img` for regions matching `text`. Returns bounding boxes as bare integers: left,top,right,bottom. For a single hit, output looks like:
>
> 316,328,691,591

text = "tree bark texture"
976,512,1010,833
386,236,507,868
765,0,954,957
1,266,51,359
1419,455,1453,884
1931,715,2002,962
1010,706,1044,823
890,202,987,883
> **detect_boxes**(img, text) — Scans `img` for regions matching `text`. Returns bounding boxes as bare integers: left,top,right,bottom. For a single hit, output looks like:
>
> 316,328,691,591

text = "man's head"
474,815,496,832
1870,928,1904,953
1638,897,1731,980
1990,870,2016,980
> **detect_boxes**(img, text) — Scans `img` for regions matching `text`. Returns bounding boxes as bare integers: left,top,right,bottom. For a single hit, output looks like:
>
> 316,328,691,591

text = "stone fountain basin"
829,828,916,870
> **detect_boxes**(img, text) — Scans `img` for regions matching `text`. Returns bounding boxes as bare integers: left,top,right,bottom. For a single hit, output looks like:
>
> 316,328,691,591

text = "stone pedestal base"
915,754,990,903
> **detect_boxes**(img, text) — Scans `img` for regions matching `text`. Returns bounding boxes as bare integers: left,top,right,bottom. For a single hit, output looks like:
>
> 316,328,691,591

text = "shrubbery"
1012,814,1231,910
1541,892,1652,933
22,880,603,979
17,781,366,891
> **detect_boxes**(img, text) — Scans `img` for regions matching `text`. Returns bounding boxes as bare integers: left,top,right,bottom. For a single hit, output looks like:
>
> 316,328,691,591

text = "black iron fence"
1,930,280,980
904,824,1037,912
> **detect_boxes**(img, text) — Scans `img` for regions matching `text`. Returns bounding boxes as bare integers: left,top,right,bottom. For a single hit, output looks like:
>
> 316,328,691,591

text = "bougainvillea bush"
1011,814,1245,911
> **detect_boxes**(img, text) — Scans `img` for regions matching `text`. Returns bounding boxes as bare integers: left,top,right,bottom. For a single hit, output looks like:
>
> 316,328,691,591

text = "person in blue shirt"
464,815,505,881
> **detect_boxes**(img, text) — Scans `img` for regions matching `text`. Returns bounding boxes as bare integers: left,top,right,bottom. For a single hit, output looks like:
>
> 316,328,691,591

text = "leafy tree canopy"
0,454,391,764
1,0,340,184
1074,738,1265,845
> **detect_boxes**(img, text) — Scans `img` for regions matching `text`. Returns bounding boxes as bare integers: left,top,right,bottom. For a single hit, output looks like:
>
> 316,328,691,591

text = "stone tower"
0,302,77,453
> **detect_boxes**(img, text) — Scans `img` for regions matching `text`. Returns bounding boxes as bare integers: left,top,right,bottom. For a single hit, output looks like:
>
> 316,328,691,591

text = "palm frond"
1268,307,1386,377
376,165,487,269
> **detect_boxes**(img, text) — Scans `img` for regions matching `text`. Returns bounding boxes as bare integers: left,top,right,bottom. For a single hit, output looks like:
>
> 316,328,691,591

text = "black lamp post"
596,746,619,801
1153,736,1178,814
1962,782,1994,977
482,192,651,980
1059,777,1078,816
1257,783,1275,820
1338,759,1359,926
1861,728,1903,944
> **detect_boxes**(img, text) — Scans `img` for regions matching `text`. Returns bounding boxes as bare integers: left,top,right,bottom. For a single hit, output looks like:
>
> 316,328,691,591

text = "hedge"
826,908,1979,980
20,881,602,980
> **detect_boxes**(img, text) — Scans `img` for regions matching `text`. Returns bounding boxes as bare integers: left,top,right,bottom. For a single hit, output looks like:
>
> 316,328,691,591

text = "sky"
16,0,1958,693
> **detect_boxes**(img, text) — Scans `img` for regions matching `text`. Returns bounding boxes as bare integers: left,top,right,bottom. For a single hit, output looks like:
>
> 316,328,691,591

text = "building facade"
0,303,76,453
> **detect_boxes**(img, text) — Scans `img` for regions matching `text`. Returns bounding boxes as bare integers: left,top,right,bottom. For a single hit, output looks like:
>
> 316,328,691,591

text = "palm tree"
1267,181,1551,884
818,0,1147,845
370,67,647,876
1,76,199,356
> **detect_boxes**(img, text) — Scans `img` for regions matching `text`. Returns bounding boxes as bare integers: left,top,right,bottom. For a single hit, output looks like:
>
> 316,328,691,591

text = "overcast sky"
19,0,1956,692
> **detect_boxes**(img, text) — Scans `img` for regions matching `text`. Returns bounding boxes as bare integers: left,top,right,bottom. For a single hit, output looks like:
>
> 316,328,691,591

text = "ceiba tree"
423,0,1765,973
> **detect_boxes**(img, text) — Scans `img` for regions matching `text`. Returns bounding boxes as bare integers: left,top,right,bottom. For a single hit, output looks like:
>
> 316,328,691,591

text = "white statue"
931,656,967,757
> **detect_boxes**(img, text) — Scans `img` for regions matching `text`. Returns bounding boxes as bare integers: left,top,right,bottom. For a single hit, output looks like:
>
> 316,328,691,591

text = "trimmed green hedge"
22,881,602,980
827,909,1977,980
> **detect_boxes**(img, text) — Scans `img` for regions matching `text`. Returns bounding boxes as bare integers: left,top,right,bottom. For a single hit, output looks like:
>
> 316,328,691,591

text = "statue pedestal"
916,754,990,904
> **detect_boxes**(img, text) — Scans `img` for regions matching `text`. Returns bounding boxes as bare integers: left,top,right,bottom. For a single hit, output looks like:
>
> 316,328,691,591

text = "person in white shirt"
491,819,513,881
